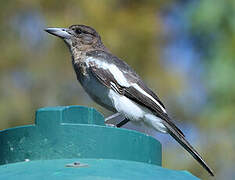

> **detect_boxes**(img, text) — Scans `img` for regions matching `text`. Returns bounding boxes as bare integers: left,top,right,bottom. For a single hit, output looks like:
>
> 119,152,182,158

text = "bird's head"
45,25,103,50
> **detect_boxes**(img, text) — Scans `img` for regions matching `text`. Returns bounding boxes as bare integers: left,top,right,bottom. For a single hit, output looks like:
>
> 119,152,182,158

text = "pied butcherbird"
45,25,214,176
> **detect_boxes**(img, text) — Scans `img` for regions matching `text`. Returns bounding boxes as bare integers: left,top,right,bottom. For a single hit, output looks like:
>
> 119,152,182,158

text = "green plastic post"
0,106,199,180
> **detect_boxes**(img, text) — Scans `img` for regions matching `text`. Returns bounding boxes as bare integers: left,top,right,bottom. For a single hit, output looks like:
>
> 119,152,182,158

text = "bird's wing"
86,50,184,137
86,50,214,176
123,83,185,137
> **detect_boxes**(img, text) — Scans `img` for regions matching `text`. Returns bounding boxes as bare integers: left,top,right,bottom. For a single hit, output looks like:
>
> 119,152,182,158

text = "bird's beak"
44,28,71,39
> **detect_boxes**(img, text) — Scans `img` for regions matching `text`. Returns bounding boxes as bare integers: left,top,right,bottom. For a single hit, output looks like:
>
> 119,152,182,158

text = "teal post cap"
0,105,199,179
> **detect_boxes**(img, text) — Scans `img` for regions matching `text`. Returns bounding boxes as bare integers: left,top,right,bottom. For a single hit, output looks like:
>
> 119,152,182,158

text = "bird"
45,24,214,176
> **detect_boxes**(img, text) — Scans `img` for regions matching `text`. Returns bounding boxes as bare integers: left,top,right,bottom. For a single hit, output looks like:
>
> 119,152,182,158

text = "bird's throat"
70,46,87,64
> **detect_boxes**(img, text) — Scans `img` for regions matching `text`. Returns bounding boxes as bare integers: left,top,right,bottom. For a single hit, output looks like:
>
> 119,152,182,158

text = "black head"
45,24,102,47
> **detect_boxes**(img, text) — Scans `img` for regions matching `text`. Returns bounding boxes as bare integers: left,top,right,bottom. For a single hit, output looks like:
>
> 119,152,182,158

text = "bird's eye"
75,28,82,34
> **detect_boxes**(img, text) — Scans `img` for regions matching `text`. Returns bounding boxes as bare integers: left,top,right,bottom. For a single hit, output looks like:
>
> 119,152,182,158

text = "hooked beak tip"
44,28,51,33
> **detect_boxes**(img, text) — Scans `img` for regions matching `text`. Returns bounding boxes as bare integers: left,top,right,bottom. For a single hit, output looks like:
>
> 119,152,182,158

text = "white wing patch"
86,57,166,114
87,57,130,87
131,83,167,113
108,64,130,87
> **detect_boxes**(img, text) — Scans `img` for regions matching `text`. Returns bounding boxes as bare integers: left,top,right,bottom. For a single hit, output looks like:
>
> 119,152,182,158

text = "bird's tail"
164,122,214,176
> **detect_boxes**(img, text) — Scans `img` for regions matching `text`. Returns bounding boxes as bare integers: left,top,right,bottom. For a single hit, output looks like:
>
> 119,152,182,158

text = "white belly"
108,89,167,133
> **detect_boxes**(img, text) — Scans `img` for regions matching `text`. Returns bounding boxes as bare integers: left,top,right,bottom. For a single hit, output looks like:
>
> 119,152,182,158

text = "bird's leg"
105,112,129,127
116,118,130,127
105,112,122,122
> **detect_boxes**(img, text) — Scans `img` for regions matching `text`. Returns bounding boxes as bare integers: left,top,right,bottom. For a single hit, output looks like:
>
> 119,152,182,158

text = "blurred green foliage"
188,1,235,179
0,0,234,179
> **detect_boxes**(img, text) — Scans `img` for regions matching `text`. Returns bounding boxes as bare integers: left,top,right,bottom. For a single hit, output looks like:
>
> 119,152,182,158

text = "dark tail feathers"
166,123,214,176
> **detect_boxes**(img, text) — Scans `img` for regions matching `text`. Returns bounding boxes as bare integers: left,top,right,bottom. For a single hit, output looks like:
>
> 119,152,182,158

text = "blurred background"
0,0,234,179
